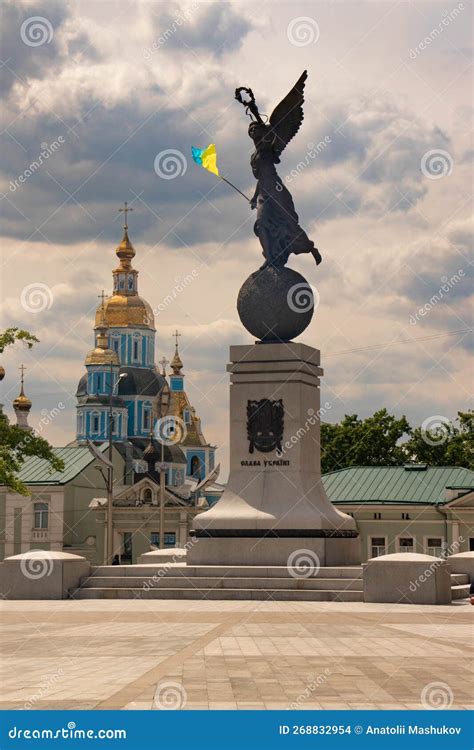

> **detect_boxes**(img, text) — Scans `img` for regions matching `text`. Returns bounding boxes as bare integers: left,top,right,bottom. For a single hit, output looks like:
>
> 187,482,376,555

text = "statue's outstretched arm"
250,183,259,209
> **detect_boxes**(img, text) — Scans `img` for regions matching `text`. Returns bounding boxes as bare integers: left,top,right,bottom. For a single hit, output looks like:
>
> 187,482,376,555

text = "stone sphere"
237,266,314,342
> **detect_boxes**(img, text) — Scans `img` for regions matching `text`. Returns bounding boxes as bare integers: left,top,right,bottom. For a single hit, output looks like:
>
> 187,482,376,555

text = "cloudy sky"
1,0,472,477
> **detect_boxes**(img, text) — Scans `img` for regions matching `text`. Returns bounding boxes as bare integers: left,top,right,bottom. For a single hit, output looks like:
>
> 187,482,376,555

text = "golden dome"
116,228,135,268
94,222,155,330
171,347,183,374
13,366,31,412
94,294,155,329
13,393,32,411
85,346,119,366
85,322,120,366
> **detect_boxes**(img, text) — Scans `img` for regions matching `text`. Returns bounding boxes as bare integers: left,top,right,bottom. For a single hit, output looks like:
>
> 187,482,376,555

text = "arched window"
91,412,100,433
190,456,202,480
143,407,151,433
34,503,48,529
143,488,153,504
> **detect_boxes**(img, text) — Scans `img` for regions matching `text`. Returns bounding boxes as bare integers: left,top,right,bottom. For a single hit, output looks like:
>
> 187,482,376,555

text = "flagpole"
220,176,250,202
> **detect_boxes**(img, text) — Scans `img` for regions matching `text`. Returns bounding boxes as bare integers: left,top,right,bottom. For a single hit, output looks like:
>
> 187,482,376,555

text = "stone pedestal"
0,551,90,600
363,553,452,605
188,343,359,566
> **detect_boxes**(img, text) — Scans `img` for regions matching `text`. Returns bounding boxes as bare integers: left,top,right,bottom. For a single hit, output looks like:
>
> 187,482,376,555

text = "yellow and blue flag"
191,144,219,176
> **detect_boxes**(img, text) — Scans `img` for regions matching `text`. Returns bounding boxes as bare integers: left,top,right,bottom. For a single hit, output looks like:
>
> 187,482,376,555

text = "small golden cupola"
171,331,184,375
13,364,32,430
86,298,119,366
95,202,154,331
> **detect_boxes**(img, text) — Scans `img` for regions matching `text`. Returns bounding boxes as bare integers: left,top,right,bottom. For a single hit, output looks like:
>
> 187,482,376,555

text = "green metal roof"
15,445,106,486
322,465,474,506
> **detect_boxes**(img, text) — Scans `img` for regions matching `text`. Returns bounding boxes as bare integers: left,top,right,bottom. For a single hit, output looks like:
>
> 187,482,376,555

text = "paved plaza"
0,599,472,710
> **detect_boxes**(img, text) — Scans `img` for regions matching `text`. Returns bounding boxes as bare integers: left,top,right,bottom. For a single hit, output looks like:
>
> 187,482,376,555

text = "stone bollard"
363,552,452,605
137,547,187,565
0,550,90,600
447,551,474,580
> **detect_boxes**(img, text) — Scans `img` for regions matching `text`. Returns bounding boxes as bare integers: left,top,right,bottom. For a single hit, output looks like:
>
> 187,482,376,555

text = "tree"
0,329,64,495
321,408,411,474
404,411,473,470
0,328,39,353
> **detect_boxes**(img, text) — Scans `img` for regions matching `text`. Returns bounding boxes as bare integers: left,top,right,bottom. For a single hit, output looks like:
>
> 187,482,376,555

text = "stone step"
451,584,471,600
88,564,363,580
80,576,364,591
72,587,364,602
450,573,469,585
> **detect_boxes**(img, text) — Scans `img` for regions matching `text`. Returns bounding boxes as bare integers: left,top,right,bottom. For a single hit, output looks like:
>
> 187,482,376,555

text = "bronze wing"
269,70,308,156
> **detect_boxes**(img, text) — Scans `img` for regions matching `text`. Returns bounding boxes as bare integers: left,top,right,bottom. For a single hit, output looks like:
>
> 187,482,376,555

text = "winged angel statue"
235,71,321,270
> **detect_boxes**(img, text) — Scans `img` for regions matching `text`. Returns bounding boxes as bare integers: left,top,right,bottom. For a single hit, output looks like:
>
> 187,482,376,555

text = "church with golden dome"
75,205,217,486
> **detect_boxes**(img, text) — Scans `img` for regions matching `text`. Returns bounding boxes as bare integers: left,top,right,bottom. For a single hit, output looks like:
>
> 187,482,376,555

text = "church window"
34,503,49,529
128,276,134,290
111,413,119,436
133,339,139,360
113,339,119,353
97,373,102,392
183,409,191,425
190,456,202,480
92,414,100,433
143,408,151,432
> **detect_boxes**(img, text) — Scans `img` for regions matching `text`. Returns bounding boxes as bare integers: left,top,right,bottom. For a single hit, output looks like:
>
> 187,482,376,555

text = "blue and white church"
74,209,222,557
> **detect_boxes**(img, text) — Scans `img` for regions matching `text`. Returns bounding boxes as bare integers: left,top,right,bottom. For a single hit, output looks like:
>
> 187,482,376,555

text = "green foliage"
0,328,39,353
0,420,64,495
321,409,411,474
0,328,64,494
321,409,473,473
404,411,473,470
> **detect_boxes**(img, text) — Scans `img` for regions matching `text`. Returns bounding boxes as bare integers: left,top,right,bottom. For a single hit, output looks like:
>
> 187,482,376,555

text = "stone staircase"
71,564,365,602
451,573,471,600
71,566,471,603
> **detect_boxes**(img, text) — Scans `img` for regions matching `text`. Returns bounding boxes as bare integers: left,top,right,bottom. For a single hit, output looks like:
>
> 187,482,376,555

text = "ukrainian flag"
191,144,219,176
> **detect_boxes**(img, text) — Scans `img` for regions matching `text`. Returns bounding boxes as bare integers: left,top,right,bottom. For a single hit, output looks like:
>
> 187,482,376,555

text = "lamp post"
106,366,127,565
156,374,170,551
